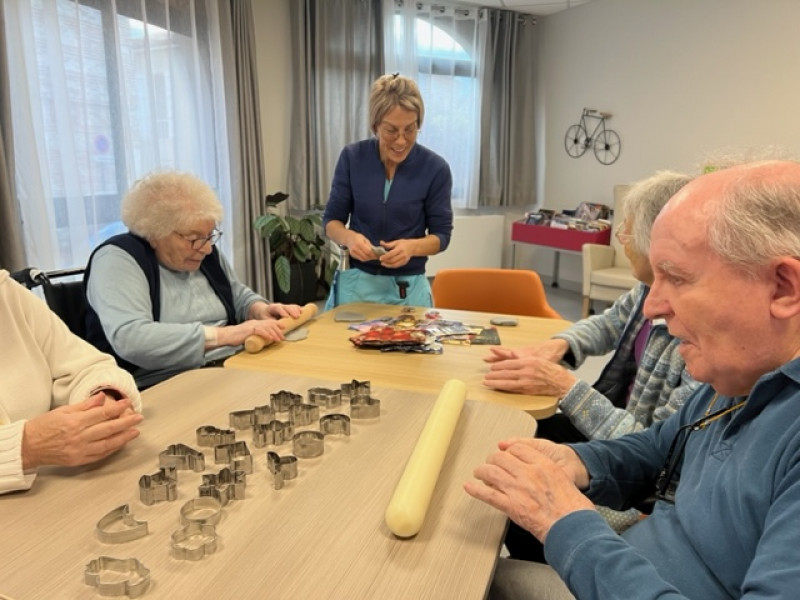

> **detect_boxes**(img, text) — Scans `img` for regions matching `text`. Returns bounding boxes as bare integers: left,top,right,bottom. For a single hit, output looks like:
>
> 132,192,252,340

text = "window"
386,2,483,208
3,0,232,269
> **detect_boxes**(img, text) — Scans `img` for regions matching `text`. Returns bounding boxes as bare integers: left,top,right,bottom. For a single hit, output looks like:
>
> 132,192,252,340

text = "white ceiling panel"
455,0,594,17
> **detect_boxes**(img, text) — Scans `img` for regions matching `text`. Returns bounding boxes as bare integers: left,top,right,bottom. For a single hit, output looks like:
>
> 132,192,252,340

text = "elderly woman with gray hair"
483,171,700,554
85,171,301,389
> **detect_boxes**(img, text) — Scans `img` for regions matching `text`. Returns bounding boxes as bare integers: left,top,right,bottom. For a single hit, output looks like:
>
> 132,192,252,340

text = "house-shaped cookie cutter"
96,504,149,543
199,467,246,506
158,443,205,472
267,451,298,490
84,556,150,598
214,440,253,474
252,419,294,448
138,466,178,505
171,522,218,561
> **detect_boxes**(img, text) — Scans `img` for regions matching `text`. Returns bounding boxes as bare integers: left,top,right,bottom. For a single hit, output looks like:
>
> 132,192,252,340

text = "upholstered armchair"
581,185,638,318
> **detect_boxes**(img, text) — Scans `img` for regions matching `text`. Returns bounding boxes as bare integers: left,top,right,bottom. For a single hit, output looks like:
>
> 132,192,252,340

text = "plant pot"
273,261,318,305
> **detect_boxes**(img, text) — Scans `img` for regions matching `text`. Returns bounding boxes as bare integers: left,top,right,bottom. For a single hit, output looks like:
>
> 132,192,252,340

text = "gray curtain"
223,0,271,297
287,0,383,212
0,1,25,271
479,10,538,208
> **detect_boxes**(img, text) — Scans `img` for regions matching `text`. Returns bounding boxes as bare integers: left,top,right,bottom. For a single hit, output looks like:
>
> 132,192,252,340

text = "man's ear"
770,258,800,319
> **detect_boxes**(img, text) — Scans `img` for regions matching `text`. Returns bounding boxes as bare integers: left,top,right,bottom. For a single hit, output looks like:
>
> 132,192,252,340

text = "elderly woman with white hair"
85,171,301,388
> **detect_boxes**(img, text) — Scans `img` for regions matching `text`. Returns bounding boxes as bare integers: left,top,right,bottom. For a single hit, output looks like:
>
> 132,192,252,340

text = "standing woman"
323,73,453,309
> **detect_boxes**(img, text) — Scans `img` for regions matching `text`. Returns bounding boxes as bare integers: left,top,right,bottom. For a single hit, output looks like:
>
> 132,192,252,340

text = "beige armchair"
581,184,638,318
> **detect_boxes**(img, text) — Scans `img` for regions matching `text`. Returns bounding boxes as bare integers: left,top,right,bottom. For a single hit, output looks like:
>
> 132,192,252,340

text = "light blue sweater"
548,362,800,599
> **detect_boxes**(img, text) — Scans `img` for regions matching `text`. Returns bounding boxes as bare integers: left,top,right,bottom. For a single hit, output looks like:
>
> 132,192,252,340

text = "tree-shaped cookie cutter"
138,466,178,505
199,467,246,506
214,440,253,474
252,419,294,448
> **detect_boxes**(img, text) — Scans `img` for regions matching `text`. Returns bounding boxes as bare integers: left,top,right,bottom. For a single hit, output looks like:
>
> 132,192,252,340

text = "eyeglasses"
654,395,746,504
176,228,222,250
378,122,419,141
614,223,633,245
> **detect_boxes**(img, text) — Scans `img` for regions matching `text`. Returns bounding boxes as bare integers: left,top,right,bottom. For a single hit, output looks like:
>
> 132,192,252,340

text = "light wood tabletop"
225,302,572,419
0,368,535,600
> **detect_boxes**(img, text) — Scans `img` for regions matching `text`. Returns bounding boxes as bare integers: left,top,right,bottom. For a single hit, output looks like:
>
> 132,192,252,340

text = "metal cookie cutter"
252,419,294,448
171,522,218,561
196,425,235,447
267,451,299,490
199,467,246,506
341,379,371,399
180,496,223,526
320,414,351,436
270,390,303,413
139,466,178,505
214,440,253,474
254,403,274,424
308,387,343,409
84,556,150,598
158,443,205,472
288,403,320,426
96,504,149,544
229,408,255,430
292,430,325,458
350,395,381,419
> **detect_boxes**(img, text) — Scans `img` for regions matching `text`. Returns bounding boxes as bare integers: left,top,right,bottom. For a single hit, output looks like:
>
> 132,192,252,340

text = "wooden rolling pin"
385,379,467,538
243,302,318,353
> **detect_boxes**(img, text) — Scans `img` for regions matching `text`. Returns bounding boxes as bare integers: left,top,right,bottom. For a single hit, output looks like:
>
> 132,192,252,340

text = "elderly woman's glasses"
378,122,419,141
176,228,222,250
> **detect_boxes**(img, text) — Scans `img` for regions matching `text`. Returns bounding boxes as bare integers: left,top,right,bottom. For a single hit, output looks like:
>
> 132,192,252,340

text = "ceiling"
457,0,594,17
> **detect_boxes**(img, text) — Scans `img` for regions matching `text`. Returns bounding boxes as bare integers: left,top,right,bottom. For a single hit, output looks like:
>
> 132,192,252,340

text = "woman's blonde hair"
368,73,425,134
121,171,223,240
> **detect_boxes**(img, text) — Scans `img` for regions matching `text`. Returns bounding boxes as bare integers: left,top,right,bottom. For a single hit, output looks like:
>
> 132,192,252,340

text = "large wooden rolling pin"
385,378,467,538
243,302,318,353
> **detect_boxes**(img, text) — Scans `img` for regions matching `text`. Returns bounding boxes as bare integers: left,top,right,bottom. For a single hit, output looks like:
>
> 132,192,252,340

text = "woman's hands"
21,392,143,470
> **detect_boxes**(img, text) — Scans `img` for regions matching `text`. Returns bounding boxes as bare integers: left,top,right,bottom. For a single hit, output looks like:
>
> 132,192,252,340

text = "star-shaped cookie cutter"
341,379,371,399
84,556,150,598
171,522,218,561
96,504,149,544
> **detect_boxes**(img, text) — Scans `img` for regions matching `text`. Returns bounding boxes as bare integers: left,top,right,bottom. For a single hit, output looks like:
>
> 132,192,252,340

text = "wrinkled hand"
378,239,414,269
221,319,286,347
263,302,303,319
483,354,577,397
484,339,569,364
21,393,143,470
464,437,593,542
346,231,381,262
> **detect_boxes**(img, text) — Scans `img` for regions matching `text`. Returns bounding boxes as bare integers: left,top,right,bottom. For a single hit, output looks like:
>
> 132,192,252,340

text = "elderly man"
466,160,800,599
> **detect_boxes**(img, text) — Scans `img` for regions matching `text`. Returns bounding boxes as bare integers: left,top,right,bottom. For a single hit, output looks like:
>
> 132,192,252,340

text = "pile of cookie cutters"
86,379,380,597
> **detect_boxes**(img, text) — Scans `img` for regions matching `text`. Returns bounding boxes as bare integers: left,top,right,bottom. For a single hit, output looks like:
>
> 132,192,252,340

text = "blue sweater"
547,361,800,599
323,138,453,276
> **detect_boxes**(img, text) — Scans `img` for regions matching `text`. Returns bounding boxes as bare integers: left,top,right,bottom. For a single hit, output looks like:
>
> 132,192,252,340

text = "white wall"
252,0,800,288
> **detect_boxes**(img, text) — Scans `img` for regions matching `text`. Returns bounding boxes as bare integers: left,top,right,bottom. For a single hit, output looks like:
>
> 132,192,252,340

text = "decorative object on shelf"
564,107,621,165
253,192,339,304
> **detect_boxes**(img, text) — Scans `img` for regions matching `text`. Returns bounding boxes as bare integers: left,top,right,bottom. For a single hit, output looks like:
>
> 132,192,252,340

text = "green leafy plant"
253,192,338,296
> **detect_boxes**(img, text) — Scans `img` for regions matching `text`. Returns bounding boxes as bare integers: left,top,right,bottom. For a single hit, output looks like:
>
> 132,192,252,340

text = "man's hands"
21,392,143,470
464,438,593,542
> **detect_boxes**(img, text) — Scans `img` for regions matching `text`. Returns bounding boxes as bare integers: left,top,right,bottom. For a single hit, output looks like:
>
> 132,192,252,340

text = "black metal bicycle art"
564,108,621,165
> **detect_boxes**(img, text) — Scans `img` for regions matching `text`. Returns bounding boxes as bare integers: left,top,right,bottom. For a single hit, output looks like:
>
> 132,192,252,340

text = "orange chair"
431,268,562,318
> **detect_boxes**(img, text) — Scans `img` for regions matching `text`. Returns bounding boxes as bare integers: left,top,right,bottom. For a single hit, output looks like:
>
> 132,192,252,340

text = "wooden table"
225,302,571,419
0,368,535,599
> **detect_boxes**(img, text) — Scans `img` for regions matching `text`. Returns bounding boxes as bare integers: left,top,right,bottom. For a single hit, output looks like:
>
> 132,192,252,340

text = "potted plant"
254,192,338,305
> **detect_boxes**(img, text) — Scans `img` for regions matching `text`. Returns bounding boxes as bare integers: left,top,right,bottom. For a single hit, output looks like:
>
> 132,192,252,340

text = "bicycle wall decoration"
564,107,621,165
